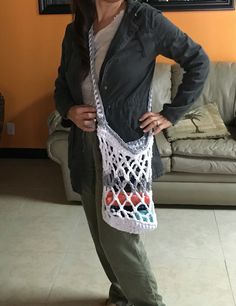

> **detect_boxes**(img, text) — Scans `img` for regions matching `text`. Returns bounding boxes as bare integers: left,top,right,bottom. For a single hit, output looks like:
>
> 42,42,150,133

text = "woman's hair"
71,0,96,81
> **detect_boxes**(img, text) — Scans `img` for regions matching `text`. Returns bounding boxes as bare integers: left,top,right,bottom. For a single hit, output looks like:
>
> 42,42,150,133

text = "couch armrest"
47,131,81,201
48,110,70,135
47,132,69,165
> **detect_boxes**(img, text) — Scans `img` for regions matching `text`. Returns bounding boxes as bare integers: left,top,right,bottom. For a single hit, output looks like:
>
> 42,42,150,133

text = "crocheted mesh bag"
88,27,158,234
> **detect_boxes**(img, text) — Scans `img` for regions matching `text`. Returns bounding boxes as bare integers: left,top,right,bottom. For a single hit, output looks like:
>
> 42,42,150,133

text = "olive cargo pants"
80,132,166,306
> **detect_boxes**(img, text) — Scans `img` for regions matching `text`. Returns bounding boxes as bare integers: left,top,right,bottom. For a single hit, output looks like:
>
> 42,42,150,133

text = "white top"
81,9,125,106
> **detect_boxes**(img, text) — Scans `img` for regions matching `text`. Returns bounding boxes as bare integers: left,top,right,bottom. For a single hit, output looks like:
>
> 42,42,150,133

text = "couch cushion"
158,172,236,183
165,102,230,141
171,126,236,174
172,130,236,160
152,63,172,113
171,62,236,125
172,156,236,175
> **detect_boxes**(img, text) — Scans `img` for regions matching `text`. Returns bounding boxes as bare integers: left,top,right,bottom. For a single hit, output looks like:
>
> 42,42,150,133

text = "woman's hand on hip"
139,112,172,135
67,105,97,132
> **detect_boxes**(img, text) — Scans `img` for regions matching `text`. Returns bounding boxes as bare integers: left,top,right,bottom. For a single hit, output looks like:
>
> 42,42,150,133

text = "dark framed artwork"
38,0,71,14
142,0,235,11
38,0,235,14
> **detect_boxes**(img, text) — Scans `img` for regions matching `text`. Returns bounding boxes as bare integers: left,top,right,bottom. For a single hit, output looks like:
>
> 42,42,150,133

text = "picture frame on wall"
144,0,235,11
38,0,71,14
38,0,235,14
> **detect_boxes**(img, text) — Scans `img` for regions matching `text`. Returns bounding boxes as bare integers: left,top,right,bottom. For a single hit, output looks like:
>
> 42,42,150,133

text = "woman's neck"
95,0,126,23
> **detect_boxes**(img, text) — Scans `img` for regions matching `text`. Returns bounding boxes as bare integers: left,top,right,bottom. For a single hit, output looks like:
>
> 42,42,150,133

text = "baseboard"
0,148,48,159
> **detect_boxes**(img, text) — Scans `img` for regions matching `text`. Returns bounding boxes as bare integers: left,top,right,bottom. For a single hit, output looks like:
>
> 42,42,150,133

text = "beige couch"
47,62,236,205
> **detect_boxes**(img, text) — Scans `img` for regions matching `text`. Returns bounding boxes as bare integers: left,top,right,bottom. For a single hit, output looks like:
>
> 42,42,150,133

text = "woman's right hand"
67,105,97,132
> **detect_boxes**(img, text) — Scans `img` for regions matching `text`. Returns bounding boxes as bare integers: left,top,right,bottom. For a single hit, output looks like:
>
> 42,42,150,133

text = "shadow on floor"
0,159,77,205
3,297,106,306
0,187,71,205
46,298,106,306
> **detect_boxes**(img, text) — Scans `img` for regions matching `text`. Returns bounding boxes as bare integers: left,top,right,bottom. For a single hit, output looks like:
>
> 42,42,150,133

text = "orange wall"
0,0,71,148
0,1,236,148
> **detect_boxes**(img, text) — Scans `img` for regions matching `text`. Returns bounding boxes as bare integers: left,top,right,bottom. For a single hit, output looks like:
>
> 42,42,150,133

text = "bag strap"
88,26,107,125
88,25,153,126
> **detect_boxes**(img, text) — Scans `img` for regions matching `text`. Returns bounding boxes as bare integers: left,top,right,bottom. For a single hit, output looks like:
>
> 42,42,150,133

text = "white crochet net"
98,125,157,234
89,26,157,234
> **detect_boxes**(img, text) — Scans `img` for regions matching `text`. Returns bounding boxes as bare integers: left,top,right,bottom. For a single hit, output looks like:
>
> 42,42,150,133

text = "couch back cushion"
152,63,172,113
171,62,236,125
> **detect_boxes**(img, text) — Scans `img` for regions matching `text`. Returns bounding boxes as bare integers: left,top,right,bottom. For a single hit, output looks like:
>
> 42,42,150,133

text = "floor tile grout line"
212,210,226,260
213,209,236,306
224,259,236,306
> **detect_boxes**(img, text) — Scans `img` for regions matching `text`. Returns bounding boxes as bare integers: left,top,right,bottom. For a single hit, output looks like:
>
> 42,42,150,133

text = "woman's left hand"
139,112,173,135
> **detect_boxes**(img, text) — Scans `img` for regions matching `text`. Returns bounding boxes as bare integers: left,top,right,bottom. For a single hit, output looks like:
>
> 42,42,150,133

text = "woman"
54,0,209,305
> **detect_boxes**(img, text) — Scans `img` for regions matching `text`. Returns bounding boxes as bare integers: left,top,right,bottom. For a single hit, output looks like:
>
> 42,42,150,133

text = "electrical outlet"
7,122,15,135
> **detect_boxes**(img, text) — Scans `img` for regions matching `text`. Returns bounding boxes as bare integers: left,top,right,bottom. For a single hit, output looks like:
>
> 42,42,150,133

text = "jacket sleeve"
154,11,210,125
54,24,74,128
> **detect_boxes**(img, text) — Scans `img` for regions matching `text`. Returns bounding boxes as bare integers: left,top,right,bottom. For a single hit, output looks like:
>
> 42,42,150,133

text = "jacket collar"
69,0,143,92
98,0,142,86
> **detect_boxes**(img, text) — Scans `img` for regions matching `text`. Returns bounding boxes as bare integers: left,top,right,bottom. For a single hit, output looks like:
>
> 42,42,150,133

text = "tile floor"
0,159,235,306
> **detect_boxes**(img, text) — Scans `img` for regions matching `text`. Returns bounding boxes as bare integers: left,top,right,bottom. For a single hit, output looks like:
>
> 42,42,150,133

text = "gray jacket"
54,0,209,193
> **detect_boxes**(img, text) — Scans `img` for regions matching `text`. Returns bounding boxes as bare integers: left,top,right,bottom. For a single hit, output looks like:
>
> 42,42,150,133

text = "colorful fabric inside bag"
88,26,158,234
